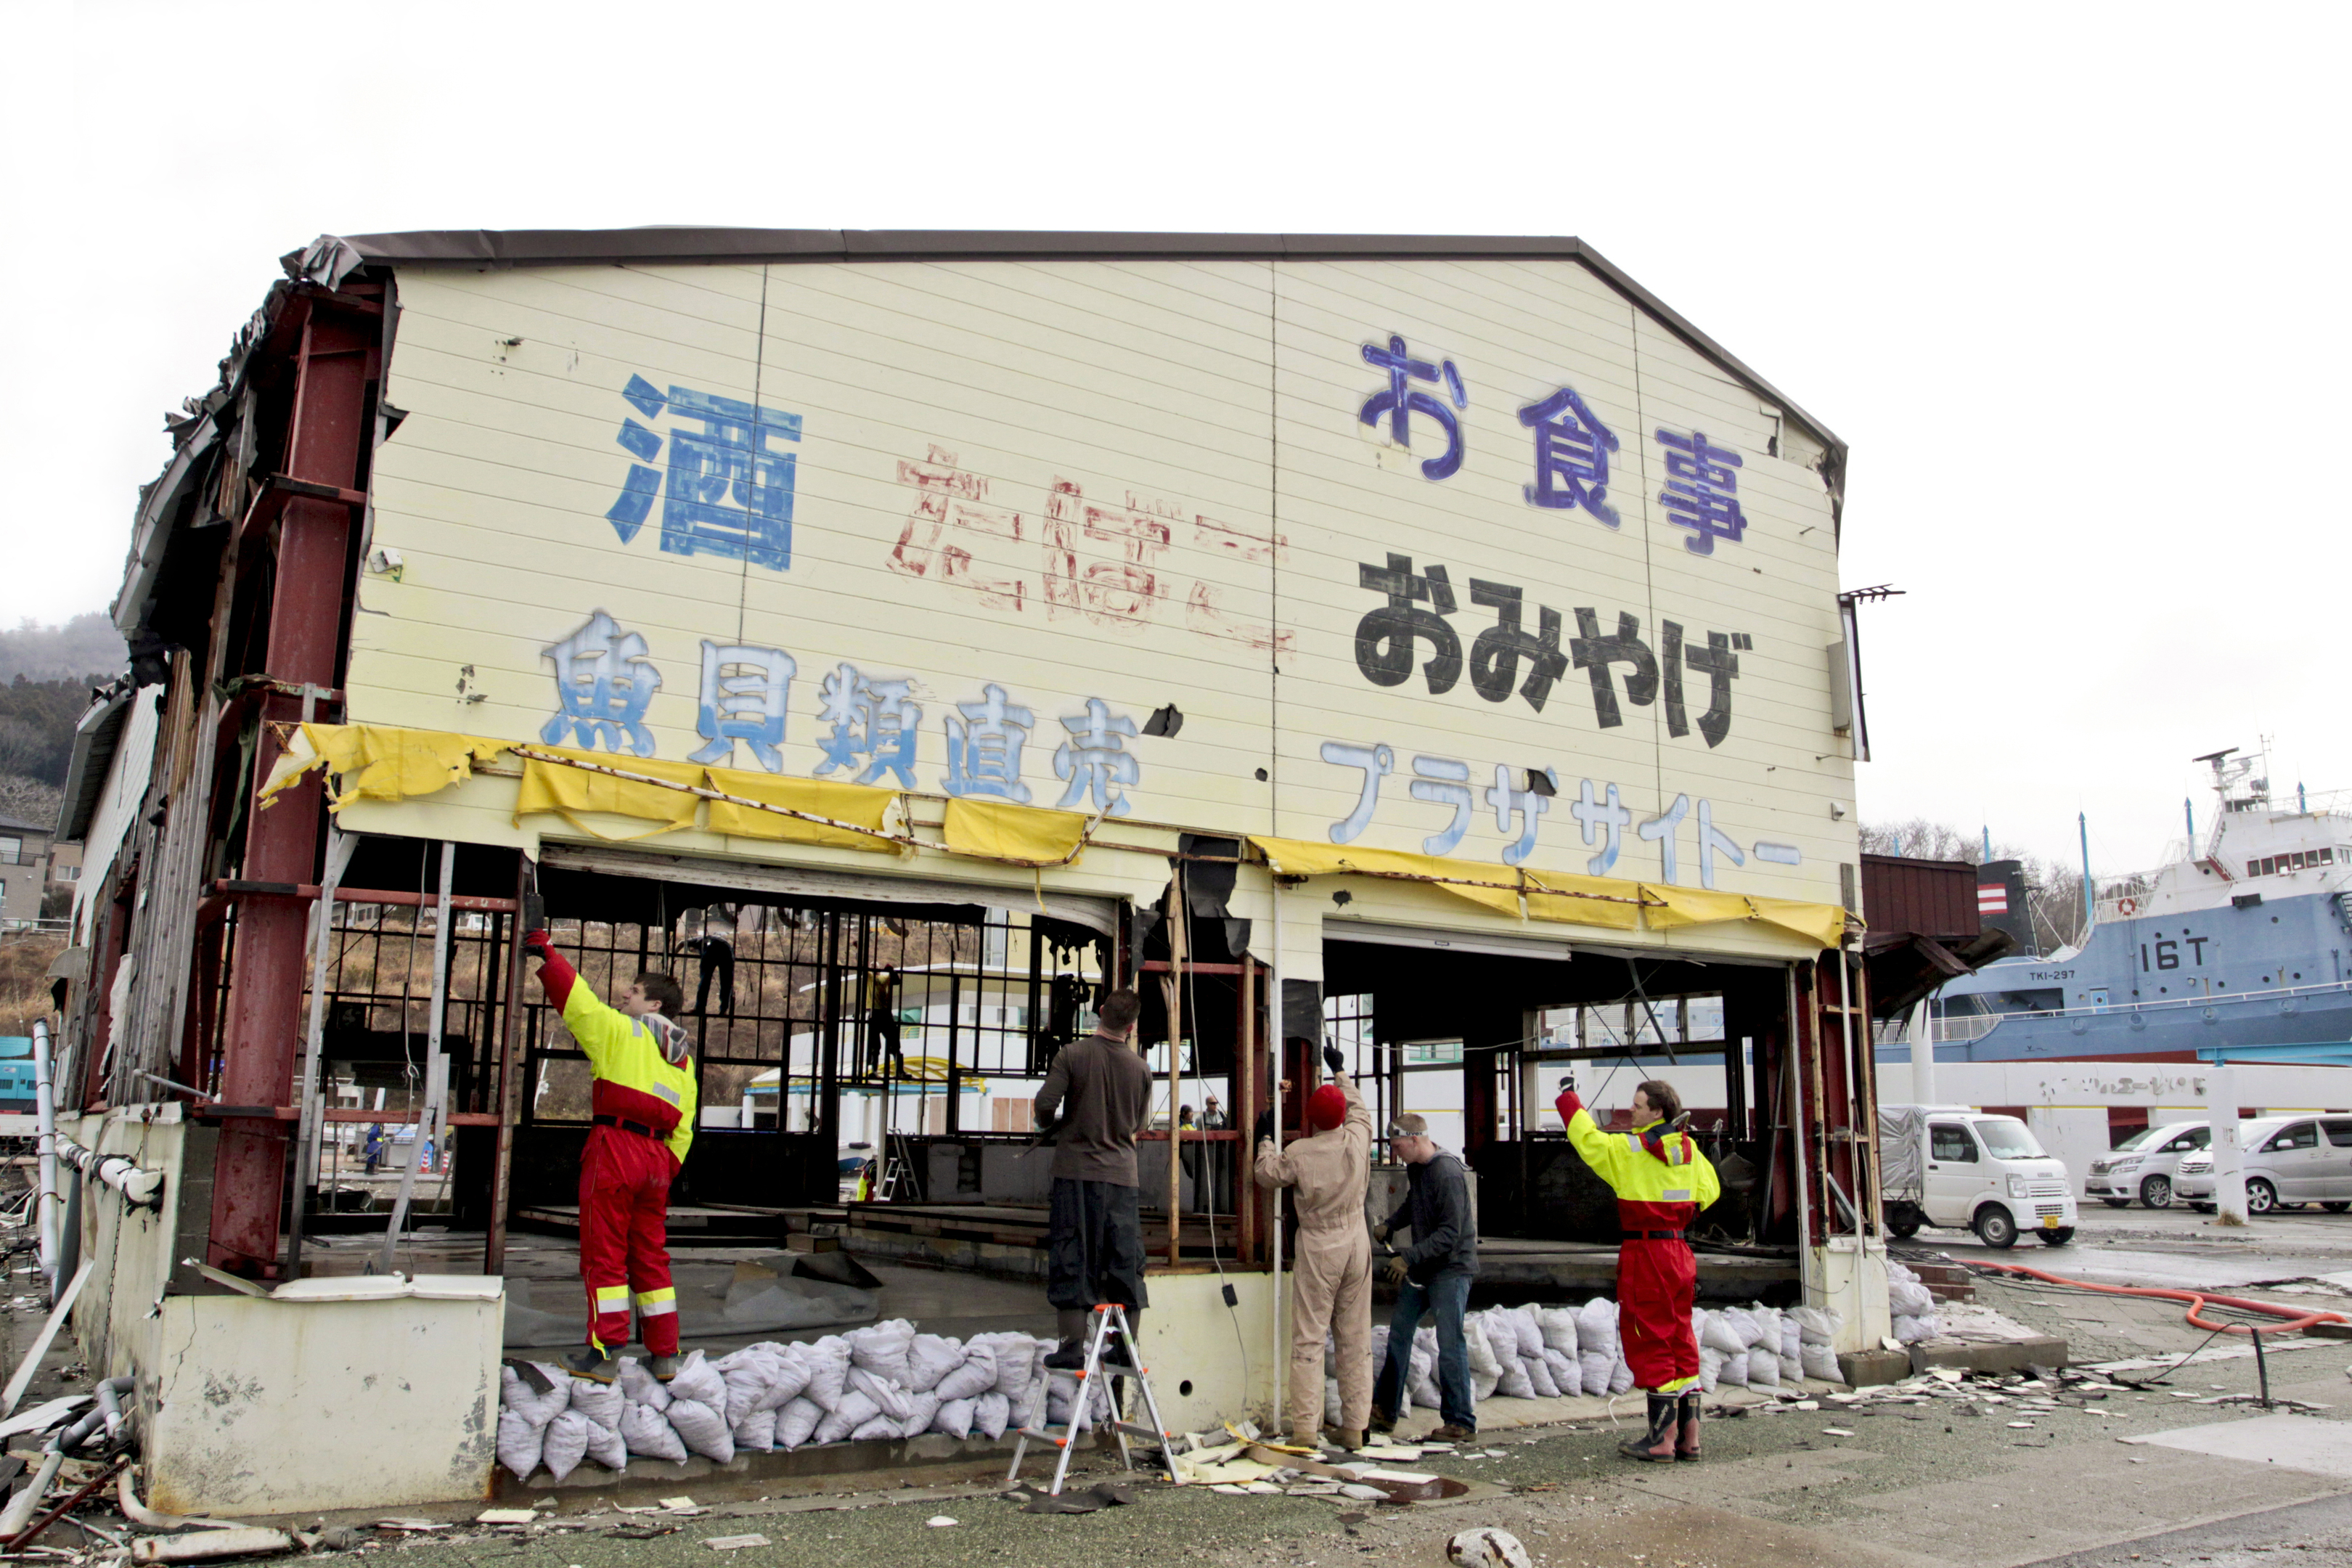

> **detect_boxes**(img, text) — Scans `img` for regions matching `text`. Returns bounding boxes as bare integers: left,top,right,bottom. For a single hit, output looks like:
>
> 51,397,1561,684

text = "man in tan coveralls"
1254,1042,1373,1450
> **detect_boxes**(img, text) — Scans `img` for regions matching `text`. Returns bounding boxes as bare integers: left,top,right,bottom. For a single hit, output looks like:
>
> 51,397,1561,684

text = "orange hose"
1972,1260,2351,1336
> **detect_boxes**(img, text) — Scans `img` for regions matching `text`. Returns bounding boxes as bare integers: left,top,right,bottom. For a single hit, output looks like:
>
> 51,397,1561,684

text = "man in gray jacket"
1033,988,1152,1370
1368,1113,1479,1440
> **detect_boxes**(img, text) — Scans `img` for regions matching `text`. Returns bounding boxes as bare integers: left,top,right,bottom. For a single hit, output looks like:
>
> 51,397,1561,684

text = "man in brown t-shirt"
1034,987,1152,1369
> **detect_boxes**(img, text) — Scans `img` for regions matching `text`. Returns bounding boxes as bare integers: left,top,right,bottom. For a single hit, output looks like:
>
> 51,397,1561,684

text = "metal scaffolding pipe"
30,1021,56,1296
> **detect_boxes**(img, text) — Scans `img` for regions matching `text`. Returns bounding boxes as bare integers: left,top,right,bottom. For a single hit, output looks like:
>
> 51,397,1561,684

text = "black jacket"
1383,1151,1477,1282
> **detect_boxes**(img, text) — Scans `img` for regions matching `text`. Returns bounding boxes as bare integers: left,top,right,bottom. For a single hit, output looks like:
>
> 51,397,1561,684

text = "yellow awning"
1249,833,1844,947
513,748,703,840
258,722,511,810
941,796,1093,866
703,767,899,853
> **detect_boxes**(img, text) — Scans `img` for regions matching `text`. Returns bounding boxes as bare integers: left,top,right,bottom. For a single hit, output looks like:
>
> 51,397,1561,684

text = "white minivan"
2086,1121,2210,1210
1881,1105,2079,1249
2175,1116,2352,1215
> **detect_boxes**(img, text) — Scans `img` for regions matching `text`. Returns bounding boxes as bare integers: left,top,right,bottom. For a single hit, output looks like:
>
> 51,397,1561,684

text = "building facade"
49,231,1902,1508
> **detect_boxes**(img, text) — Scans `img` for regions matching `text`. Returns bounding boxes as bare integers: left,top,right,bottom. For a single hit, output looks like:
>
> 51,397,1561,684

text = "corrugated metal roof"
336,226,1846,482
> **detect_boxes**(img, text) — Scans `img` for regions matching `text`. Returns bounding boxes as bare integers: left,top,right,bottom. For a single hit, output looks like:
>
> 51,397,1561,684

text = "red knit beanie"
1306,1084,1348,1132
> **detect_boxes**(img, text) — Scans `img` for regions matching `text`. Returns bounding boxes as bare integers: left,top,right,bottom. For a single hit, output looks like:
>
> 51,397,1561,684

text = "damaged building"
43,228,1922,1512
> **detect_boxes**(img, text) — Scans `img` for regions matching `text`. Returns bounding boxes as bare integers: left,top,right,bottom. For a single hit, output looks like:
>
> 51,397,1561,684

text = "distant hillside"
0,615,126,685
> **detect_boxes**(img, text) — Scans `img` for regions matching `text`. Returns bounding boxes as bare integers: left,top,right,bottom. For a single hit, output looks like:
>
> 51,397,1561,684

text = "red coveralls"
1556,1088,1720,1393
535,947,698,1355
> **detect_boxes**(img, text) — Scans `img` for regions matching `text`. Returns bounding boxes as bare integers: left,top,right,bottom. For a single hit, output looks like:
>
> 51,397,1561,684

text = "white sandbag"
847,1366,916,1422
568,1372,625,1429
667,1392,735,1463
1719,1307,1767,1349
933,1396,977,1440
1700,1312,1748,1355
1801,1343,1842,1382
1715,1348,1749,1387
1697,1345,1723,1393
667,1350,727,1410
775,1396,822,1450
897,1391,942,1439
732,1406,778,1453
1493,1352,1535,1400
618,1355,673,1413
500,1363,572,1426
621,1399,688,1463
541,1410,592,1483
814,1389,882,1445
497,1407,545,1479
1892,1313,1939,1344
714,1347,783,1425
758,1346,815,1411
1326,1376,1343,1427
1790,1305,1839,1347
1506,1305,1548,1360
973,1391,1012,1441
1607,1349,1634,1397
934,1341,997,1403
1576,1298,1620,1360
1578,1350,1612,1397
1461,1314,1503,1402
846,1320,918,1386
1539,1347,1578,1395
851,1414,900,1441
584,1417,627,1471
1780,1315,1802,1364
1745,1344,1781,1387
802,1337,852,1408
1535,1305,1581,1358
905,1333,965,1393
1408,1332,1441,1411
1887,1267,1937,1316
1522,1349,1561,1400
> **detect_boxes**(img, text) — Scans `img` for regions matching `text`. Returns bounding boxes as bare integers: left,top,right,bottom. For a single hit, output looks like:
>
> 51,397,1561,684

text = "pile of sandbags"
1887,1262,1943,1342
1692,1301,1840,1392
496,1321,1061,1479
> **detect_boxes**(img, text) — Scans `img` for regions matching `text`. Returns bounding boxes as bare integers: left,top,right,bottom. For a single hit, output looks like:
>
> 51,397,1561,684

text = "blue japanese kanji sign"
605,374,803,570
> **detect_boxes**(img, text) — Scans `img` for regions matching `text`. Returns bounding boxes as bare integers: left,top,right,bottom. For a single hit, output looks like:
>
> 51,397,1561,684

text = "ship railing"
1931,978,2352,1040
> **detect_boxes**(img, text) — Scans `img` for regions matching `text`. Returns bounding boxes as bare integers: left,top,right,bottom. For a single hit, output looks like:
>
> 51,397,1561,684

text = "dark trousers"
1373,1268,1474,1431
1047,1177,1148,1312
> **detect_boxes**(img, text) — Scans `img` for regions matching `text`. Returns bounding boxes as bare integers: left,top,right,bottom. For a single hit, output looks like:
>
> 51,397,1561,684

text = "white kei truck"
1879,1104,2078,1249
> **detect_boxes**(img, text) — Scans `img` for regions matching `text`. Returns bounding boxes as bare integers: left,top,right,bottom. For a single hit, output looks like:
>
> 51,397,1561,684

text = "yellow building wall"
348,255,1852,933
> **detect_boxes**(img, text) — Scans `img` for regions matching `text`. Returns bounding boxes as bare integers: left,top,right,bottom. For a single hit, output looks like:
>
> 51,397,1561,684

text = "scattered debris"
701,1535,770,1551
475,1510,537,1526
1447,1527,1533,1568
130,1527,298,1564
924,1516,957,1528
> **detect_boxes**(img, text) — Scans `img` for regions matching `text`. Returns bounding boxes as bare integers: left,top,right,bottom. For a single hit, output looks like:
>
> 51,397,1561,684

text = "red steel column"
207,298,375,1272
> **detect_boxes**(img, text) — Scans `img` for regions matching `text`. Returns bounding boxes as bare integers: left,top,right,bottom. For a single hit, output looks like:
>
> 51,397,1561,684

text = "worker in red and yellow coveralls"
1555,1072,1720,1462
526,929,698,1384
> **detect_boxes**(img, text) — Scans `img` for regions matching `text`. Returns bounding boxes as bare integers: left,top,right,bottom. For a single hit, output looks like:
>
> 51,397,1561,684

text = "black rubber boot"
1675,1390,1702,1460
1618,1393,1678,1462
565,1346,619,1384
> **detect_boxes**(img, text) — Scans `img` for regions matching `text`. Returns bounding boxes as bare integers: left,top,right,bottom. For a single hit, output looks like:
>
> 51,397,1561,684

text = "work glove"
1323,1044,1345,1076
523,928,555,961
1373,1222,1391,1245
1254,1108,1275,1145
1379,1254,1409,1287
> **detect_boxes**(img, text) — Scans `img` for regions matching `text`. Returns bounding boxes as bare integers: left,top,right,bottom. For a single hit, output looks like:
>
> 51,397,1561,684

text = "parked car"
2175,1116,2352,1215
1880,1104,2078,1249
2085,1120,2210,1209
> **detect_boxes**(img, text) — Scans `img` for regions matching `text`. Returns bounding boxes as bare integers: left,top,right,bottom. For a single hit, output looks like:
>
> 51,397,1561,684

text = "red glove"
1554,1086,1584,1124
527,934,578,1007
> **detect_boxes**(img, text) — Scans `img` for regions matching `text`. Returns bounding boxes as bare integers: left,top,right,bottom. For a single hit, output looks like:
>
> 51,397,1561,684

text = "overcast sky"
5,3,2340,874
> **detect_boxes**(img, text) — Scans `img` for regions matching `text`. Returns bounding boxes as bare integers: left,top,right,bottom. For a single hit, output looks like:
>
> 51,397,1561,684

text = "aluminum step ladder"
1005,1304,1183,1495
